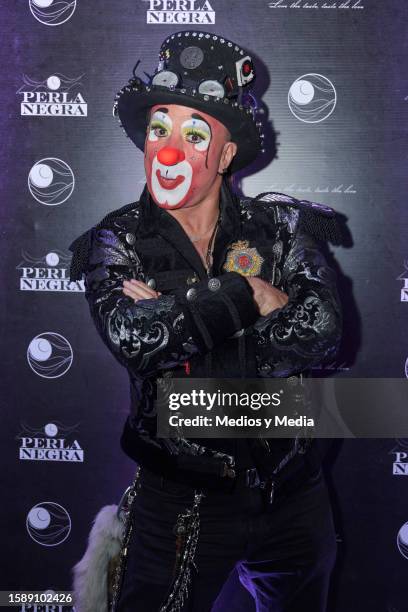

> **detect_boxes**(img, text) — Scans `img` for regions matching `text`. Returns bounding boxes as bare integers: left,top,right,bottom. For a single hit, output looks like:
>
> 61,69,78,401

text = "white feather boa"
72,504,125,612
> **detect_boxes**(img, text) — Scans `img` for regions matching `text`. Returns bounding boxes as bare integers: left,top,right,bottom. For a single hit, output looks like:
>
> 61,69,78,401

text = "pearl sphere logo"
288,74,337,123
47,75,61,90
26,502,71,546
397,522,408,559
46,252,60,266
27,332,73,379
29,0,77,26
405,357,408,378
45,422,59,436
28,158,75,206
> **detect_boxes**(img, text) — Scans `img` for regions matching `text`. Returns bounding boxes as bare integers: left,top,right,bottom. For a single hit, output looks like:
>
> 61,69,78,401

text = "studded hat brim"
114,83,262,173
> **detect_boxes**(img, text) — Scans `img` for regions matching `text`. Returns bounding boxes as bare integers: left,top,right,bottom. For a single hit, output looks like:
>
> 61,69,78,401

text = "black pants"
116,464,337,612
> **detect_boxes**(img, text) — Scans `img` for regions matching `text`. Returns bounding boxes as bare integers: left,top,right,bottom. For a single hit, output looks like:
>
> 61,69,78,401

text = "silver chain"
109,466,141,612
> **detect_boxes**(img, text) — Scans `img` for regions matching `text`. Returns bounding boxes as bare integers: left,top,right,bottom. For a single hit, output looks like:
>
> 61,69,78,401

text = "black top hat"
113,30,264,173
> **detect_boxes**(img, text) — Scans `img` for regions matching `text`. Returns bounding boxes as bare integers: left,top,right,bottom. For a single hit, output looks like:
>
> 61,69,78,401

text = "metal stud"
230,328,244,338
208,278,221,291
147,278,157,290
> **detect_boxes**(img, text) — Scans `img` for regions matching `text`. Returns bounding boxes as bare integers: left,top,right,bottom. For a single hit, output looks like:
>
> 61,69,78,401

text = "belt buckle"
245,467,261,488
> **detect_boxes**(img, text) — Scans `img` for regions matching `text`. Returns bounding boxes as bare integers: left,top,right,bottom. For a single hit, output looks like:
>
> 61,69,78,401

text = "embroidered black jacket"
69,179,342,490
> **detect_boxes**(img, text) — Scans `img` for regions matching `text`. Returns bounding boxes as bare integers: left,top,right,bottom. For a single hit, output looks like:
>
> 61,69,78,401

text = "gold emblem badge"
223,240,264,276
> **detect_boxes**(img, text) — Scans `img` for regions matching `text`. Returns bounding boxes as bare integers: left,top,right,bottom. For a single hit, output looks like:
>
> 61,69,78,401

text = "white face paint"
151,156,193,207
148,110,173,142
181,117,211,151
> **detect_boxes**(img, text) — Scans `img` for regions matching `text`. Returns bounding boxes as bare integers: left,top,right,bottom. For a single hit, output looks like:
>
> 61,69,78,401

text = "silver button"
208,277,221,291
186,288,197,301
272,241,282,255
126,232,136,245
147,278,156,290
230,328,244,338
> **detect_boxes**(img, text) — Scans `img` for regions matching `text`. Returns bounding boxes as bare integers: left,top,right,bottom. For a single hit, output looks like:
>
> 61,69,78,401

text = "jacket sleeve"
250,217,342,377
82,223,260,377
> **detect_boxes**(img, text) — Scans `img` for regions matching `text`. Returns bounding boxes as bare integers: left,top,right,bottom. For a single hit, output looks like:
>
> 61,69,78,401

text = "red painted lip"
156,170,185,190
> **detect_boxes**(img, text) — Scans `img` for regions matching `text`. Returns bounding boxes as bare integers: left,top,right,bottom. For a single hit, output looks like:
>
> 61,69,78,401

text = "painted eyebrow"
191,113,210,127
149,107,169,120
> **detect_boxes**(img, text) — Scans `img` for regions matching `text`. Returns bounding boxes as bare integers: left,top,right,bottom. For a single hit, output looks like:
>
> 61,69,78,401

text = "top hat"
113,30,264,173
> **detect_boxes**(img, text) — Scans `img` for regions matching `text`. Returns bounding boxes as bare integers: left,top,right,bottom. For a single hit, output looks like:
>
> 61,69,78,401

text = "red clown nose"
157,147,185,166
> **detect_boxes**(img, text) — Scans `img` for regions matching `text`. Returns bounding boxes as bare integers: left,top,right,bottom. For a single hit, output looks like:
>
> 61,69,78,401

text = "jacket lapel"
212,179,242,276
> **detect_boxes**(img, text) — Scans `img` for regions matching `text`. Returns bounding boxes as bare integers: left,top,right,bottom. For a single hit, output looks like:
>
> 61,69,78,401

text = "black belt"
138,446,321,504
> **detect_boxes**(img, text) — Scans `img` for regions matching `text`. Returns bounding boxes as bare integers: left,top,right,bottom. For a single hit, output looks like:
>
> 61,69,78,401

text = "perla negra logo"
17,73,87,117
17,422,84,462
145,0,215,24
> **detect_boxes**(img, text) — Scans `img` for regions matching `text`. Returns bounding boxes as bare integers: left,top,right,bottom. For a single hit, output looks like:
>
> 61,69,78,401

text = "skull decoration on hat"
113,30,264,174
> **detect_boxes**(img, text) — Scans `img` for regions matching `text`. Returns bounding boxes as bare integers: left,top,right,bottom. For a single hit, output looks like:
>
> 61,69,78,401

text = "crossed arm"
84,221,341,378
249,229,342,377
122,275,288,315
84,226,260,377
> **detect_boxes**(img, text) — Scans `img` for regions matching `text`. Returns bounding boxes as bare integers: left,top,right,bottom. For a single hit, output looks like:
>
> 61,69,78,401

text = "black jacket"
69,179,342,490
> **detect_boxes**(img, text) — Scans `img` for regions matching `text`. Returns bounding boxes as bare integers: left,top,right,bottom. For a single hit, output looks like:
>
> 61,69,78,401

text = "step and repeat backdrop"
1,1,407,611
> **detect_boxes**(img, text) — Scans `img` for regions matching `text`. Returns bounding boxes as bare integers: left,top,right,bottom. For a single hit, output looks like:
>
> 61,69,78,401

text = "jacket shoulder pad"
252,191,342,245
